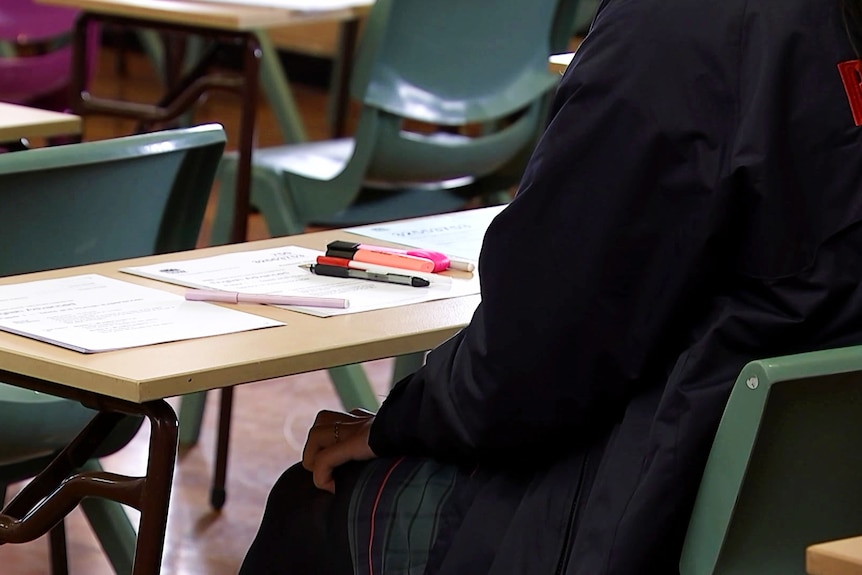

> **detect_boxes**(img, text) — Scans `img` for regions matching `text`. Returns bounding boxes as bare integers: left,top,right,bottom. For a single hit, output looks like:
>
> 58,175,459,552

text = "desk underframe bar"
0,369,178,575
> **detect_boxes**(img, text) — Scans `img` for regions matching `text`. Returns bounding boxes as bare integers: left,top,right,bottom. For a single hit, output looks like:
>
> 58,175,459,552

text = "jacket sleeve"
369,1,741,466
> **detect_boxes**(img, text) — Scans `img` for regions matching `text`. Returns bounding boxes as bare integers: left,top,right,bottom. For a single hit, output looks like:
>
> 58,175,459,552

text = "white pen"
185,289,349,309
445,258,475,272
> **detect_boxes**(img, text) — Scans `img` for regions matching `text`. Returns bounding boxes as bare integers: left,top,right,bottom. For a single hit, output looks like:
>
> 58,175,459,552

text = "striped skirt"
348,457,477,575
238,457,477,575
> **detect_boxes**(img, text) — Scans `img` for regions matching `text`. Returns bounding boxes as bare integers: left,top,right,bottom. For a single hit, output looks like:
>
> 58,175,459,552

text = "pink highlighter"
326,240,451,272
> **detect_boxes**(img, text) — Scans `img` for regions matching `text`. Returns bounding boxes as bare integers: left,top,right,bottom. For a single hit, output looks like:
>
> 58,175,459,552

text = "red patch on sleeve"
838,59,862,126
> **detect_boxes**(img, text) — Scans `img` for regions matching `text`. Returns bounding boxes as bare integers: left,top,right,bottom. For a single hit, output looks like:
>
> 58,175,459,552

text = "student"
240,0,862,572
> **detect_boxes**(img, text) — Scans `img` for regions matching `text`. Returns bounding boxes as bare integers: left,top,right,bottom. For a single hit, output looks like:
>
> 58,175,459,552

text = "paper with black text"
0,274,283,353
121,245,478,317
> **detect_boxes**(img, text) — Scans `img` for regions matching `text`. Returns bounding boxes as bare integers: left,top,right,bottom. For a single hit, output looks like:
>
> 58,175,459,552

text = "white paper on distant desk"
193,0,372,12
0,274,283,353
121,245,479,318
345,205,507,262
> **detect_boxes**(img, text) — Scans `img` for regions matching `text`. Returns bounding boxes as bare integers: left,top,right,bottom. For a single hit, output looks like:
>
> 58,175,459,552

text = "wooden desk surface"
0,102,81,141
549,52,575,75
808,536,862,575
37,0,370,30
0,229,479,404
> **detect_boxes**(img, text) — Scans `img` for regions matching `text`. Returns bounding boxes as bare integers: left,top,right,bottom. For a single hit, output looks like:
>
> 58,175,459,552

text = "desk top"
0,230,479,403
548,52,574,75
37,0,370,30
0,102,81,142
808,536,862,575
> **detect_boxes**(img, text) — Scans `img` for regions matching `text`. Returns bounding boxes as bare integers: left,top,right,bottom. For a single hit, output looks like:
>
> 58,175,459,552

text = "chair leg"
210,162,239,247
328,364,380,411
79,460,137,575
177,390,208,447
48,520,69,575
256,30,307,144
391,352,427,385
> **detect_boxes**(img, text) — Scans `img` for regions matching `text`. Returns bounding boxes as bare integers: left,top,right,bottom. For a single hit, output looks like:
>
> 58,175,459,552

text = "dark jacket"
369,0,862,572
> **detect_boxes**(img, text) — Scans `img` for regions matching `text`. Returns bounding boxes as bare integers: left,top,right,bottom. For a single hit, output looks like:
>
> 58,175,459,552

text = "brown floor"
1,45,392,574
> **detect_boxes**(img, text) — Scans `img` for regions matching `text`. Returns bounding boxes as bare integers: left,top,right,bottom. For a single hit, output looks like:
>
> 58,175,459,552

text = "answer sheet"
122,245,479,317
0,274,283,353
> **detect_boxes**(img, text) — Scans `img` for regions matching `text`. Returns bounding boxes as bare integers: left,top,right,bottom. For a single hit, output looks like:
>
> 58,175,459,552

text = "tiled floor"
2,44,391,575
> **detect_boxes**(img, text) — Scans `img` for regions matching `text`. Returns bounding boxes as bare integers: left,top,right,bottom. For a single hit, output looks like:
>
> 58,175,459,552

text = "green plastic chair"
0,123,226,574
679,345,862,574
212,0,575,239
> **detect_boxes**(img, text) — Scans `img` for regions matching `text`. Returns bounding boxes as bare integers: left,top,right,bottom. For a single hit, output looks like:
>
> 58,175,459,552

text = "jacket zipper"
554,454,589,575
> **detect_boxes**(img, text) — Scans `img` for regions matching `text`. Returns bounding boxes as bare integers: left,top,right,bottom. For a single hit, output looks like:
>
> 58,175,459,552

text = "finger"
303,413,376,471
302,410,352,469
311,422,376,492
311,442,348,493
301,420,339,470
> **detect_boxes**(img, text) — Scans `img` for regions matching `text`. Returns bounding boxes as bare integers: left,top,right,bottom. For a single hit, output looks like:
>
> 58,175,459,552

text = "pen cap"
326,248,358,259
327,240,360,253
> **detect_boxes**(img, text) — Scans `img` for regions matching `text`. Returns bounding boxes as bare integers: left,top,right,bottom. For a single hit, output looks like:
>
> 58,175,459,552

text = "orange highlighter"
325,243,436,273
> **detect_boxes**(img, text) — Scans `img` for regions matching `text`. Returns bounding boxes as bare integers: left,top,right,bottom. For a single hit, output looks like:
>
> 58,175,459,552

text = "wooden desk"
0,227,478,575
549,52,574,75
0,102,81,142
40,0,368,30
808,536,862,575
37,0,370,243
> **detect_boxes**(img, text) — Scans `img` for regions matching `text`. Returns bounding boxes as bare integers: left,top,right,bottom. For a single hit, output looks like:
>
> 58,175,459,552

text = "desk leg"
328,18,360,139
135,400,179,575
0,373,178,575
211,386,234,510
230,35,262,244
71,13,265,246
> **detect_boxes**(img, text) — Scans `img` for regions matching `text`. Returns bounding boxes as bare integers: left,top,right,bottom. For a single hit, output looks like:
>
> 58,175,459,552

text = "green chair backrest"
352,0,563,124
0,123,226,276
0,123,225,471
331,0,574,188
679,345,862,574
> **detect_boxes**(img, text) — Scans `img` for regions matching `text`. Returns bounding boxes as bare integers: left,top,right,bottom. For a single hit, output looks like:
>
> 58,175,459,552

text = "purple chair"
0,0,98,113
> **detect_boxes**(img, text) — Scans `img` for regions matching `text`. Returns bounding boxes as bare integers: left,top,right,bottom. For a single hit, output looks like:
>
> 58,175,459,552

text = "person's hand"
302,408,377,493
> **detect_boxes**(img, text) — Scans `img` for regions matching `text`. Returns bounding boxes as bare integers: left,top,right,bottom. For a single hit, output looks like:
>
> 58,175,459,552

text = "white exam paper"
121,246,479,318
0,274,283,353
345,205,507,262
